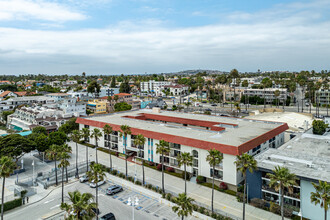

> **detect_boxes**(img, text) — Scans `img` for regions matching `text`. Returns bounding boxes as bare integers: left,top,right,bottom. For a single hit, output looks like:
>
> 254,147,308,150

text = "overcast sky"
0,0,330,75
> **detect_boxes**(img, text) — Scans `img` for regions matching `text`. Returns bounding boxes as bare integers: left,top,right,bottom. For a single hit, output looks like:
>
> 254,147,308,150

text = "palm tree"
103,124,113,169
58,151,70,204
206,149,223,214
172,193,195,220
46,144,62,186
60,190,97,219
310,180,330,220
0,156,16,220
119,125,131,177
177,152,193,194
61,144,72,183
267,166,297,220
70,130,82,178
87,163,106,220
81,127,90,172
91,128,102,164
234,153,257,220
274,90,280,108
133,134,146,185
156,140,170,193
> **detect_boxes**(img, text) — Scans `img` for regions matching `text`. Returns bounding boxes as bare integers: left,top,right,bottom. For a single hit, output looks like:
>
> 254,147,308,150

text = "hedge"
0,198,22,212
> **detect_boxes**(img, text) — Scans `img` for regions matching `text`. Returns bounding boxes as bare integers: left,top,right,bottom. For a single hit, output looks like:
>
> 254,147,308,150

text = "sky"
0,0,330,75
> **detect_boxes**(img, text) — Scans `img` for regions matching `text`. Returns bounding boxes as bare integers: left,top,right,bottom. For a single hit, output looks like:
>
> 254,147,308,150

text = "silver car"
79,175,89,183
89,180,106,188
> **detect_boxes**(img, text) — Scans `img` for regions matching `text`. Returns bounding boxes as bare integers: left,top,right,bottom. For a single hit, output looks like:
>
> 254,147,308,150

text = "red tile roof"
0,91,11,97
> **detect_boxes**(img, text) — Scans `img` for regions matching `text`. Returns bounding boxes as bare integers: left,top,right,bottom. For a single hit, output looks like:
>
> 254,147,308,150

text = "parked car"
89,180,106,188
201,101,207,103
79,175,89,183
205,108,212,111
211,104,217,106
100,213,116,220
92,208,100,215
106,185,123,195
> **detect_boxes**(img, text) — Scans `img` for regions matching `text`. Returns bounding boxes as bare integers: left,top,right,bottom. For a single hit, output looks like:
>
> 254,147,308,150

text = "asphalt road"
4,180,156,220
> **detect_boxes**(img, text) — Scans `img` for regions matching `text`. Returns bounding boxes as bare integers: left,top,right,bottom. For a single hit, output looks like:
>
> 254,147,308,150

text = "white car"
79,175,89,183
89,180,106,188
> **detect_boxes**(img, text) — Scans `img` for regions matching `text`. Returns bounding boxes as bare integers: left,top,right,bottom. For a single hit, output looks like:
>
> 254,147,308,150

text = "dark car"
100,213,116,220
211,104,217,106
205,108,212,111
201,101,207,103
92,208,100,215
106,185,123,195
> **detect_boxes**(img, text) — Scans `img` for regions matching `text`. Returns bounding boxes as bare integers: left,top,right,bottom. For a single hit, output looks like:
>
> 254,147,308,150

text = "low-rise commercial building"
246,131,330,220
243,88,288,104
76,109,288,189
140,80,171,93
100,93,140,112
315,88,330,106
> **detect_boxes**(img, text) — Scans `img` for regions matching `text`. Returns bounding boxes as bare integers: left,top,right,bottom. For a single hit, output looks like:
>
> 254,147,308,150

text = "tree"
81,128,90,172
0,156,16,220
177,152,193,194
310,180,330,220
87,81,101,97
58,118,79,134
87,163,106,219
110,76,116,88
274,90,280,108
61,144,72,183
0,134,36,162
234,153,257,220
103,124,113,169
133,134,146,185
312,120,328,135
91,128,102,164
230,69,240,103
242,80,249,88
34,133,50,153
60,190,96,219
206,149,223,214
172,193,195,220
48,131,68,146
46,144,62,186
156,140,170,193
1,110,13,123
119,125,131,177
114,102,132,112
267,166,297,220
58,151,70,204
119,81,131,93
31,126,47,135
70,130,82,178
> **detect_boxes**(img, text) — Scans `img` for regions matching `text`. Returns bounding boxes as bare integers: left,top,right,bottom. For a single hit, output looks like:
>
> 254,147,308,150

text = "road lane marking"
50,204,60,210
44,199,55,204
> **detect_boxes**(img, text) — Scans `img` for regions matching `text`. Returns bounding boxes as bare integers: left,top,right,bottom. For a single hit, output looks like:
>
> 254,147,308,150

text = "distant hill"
164,69,228,75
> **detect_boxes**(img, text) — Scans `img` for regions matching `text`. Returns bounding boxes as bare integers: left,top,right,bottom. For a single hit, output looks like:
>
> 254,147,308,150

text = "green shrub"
170,197,177,203
192,204,198,211
198,206,205,214
146,184,153,189
196,175,206,183
161,193,166,198
135,180,142,185
224,189,236,196
166,193,172,201
211,213,217,218
0,199,22,212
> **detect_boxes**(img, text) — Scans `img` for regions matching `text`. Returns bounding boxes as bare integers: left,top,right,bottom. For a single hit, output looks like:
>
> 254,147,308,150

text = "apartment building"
247,131,330,220
315,88,330,105
155,84,189,97
5,96,55,106
140,80,171,93
100,93,140,111
87,100,107,114
99,87,119,97
7,106,75,132
243,88,288,103
45,93,71,102
76,109,288,189
57,98,86,116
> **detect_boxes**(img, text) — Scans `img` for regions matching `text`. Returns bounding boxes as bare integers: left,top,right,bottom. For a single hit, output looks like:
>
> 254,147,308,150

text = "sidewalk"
70,142,284,220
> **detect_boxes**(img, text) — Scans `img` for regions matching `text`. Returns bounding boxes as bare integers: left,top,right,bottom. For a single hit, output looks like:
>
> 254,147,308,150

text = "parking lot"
82,178,199,220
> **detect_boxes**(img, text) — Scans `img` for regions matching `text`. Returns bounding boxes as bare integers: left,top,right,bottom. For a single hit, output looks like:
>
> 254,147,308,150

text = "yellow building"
87,100,107,114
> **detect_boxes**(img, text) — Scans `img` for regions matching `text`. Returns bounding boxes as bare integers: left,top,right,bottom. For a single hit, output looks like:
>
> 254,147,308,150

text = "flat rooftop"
255,131,330,182
77,109,288,155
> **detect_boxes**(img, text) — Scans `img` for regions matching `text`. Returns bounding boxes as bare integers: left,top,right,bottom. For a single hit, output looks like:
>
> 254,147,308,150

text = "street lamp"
127,197,139,220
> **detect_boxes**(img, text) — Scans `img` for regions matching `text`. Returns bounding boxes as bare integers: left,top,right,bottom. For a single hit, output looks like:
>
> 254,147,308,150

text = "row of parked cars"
79,174,125,220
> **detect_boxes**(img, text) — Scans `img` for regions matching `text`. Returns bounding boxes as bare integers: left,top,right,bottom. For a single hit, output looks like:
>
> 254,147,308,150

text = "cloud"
0,0,329,74
0,0,86,22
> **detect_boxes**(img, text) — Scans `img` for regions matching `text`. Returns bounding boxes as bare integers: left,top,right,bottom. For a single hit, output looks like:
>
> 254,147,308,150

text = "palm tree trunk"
211,164,215,214
182,216,184,220
184,164,187,195
76,142,79,178
325,205,327,220
86,146,89,172
125,136,128,177
243,175,246,220
55,155,58,186
61,167,64,204
65,167,68,183
142,160,145,186
162,153,164,193
281,187,284,220
109,145,112,169
95,141,98,164
1,178,6,220
96,184,99,219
